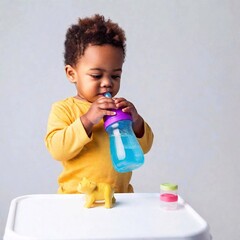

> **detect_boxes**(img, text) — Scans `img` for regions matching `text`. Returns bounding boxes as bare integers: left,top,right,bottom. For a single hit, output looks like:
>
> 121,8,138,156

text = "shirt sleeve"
137,121,154,154
45,102,92,161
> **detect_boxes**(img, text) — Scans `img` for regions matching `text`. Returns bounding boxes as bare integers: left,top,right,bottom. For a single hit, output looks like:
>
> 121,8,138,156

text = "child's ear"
65,65,77,83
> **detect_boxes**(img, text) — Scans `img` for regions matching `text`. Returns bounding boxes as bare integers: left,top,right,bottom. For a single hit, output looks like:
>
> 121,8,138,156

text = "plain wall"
1,0,240,239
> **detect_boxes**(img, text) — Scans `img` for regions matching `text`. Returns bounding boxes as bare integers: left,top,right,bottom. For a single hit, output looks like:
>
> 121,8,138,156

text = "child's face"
66,44,124,103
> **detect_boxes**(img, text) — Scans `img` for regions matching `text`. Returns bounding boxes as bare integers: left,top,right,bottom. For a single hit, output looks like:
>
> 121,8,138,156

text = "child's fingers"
97,97,117,109
114,98,129,109
113,97,126,104
122,106,132,112
99,102,117,110
104,110,117,116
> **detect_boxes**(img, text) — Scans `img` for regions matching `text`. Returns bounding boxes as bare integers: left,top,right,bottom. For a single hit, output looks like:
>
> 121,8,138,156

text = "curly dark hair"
64,14,126,66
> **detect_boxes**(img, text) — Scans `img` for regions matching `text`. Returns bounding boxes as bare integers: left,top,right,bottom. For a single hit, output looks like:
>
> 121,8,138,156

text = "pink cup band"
160,193,178,202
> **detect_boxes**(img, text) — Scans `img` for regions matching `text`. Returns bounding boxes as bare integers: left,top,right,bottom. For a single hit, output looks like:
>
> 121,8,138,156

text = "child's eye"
90,74,102,79
112,75,121,80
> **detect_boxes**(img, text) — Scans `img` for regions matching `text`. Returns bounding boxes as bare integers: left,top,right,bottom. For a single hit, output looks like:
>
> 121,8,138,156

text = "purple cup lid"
104,109,132,129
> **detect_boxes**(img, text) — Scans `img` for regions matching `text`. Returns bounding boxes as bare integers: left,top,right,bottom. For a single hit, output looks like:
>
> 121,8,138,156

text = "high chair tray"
4,193,211,240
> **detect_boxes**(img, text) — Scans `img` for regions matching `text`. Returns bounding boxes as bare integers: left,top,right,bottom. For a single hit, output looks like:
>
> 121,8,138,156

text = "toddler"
45,14,154,193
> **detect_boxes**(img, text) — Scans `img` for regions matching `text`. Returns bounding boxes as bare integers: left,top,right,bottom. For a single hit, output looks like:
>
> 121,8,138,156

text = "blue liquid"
107,121,144,173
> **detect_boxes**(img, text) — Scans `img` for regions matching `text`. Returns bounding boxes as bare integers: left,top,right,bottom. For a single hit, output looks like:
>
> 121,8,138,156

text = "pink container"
160,183,178,210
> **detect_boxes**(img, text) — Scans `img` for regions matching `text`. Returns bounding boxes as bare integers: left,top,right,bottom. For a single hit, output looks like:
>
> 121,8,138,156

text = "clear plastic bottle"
104,93,144,173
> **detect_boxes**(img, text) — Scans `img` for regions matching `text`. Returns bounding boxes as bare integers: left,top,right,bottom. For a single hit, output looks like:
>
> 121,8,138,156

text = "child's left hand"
114,97,144,138
113,97,139,121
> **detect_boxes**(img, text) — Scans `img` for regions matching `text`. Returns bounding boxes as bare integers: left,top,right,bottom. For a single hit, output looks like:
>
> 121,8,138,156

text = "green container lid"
160,183,178,191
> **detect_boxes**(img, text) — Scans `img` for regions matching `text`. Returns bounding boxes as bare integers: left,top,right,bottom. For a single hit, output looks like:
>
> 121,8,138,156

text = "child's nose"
101,77,112,87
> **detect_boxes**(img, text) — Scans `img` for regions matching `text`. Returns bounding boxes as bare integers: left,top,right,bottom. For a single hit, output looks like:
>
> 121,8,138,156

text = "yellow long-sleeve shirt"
45,97,154,193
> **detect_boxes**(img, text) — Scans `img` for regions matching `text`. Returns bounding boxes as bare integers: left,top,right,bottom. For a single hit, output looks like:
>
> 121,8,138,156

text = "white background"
0,0,240,239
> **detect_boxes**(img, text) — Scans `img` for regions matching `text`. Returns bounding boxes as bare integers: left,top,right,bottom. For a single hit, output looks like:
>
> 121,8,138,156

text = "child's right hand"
80,96,116,136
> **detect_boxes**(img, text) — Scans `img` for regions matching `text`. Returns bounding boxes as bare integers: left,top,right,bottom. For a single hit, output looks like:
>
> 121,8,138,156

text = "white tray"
4,193,211,240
